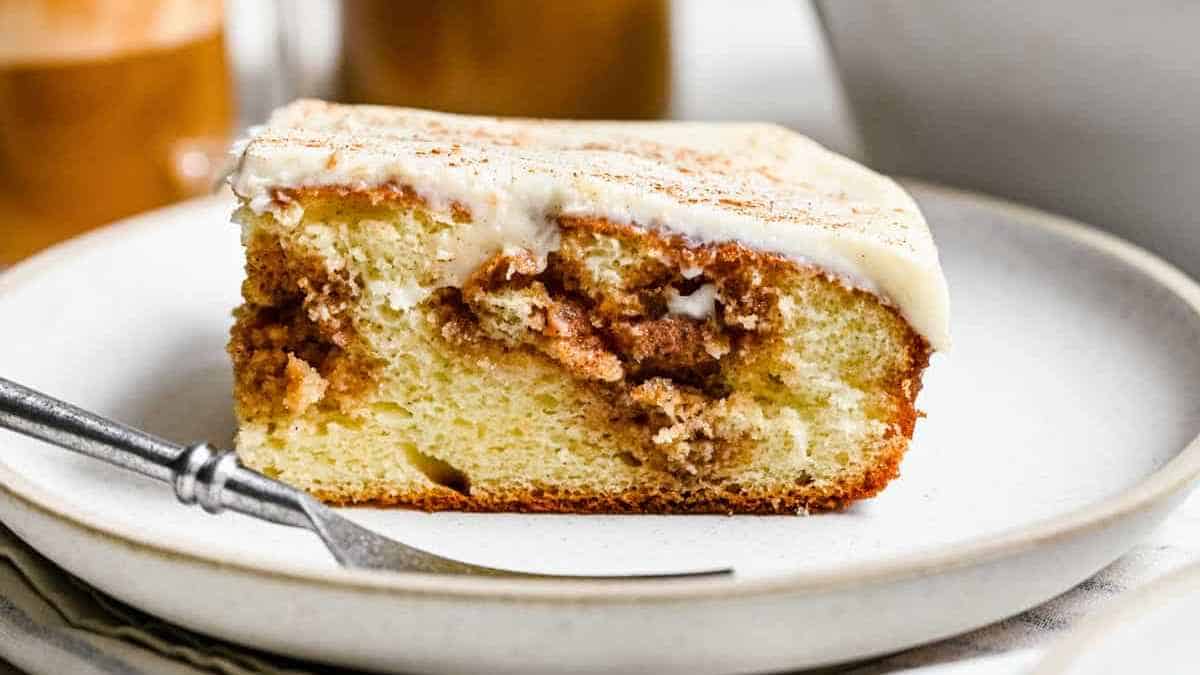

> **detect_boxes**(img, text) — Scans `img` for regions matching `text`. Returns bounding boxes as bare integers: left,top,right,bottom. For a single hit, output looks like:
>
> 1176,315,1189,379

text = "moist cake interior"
229,188,930,513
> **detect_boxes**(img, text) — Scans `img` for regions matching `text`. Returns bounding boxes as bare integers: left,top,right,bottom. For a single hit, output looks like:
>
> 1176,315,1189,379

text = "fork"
0,377,731,579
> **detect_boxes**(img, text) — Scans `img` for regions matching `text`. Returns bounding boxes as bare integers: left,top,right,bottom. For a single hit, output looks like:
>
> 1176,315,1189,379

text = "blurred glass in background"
0,0,234,265
339,0,670,119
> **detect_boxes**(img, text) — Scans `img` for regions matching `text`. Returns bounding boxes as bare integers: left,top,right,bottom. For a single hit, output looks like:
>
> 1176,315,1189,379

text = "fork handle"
0,377,311,529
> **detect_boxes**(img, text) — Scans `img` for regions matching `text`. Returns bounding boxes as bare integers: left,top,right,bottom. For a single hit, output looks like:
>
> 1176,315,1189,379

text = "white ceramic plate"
1033,562,1200,674
1,182,1199,675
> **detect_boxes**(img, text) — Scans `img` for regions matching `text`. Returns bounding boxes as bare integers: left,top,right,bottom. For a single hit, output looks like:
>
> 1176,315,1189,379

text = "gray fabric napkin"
0,525,316,675
0,488,1196,674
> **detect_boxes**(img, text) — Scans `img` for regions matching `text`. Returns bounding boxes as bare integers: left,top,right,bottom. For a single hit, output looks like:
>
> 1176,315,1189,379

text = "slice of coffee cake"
226,100,949,513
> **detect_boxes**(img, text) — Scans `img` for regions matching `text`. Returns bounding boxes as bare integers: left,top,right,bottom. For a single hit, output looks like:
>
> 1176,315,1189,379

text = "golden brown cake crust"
311,434,911,514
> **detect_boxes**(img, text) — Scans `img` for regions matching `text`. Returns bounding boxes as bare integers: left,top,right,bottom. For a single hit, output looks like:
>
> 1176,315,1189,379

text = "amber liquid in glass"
0,1,233,264
339,0,671,120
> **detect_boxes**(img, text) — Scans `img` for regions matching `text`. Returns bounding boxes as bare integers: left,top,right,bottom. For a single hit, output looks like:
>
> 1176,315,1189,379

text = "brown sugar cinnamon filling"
228,233,379,421
428,216,801,475
228,213,827,476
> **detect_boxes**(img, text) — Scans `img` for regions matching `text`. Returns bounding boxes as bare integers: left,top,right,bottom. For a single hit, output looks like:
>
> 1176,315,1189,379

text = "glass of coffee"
338,0,671,120
0,0,234,264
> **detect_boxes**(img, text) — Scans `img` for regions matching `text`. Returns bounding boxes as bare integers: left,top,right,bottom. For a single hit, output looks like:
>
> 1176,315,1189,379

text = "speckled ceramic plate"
1,182,1198,674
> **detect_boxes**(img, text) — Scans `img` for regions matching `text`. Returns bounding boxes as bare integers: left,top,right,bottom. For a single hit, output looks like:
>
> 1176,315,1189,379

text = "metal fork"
0,377,731,579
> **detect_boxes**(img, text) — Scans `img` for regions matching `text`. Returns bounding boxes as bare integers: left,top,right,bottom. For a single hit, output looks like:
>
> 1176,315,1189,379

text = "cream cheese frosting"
230,100,951,350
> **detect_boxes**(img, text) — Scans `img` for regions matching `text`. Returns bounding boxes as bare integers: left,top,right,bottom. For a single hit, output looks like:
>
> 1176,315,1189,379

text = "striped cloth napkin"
0,488,1196,674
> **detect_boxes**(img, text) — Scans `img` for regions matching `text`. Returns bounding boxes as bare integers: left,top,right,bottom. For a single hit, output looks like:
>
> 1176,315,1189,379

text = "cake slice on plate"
226,100,949,513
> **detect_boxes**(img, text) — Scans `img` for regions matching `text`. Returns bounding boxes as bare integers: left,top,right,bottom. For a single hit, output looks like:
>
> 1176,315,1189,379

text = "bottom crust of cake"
305,435,906,514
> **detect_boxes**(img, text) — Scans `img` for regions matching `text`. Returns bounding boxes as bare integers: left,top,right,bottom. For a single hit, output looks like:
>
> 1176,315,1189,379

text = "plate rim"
2,180,1199,603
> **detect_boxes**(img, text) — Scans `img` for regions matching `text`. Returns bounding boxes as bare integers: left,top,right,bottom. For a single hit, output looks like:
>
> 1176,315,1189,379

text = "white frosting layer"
230,100,950,350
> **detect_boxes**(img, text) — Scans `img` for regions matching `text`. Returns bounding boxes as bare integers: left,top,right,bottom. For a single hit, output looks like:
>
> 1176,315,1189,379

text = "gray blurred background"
819,1,1200,283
